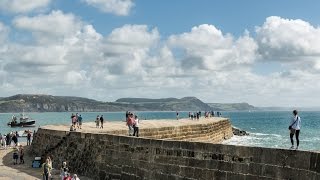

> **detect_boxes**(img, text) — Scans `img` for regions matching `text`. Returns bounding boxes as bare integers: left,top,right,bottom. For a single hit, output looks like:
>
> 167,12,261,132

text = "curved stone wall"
31,120,320,180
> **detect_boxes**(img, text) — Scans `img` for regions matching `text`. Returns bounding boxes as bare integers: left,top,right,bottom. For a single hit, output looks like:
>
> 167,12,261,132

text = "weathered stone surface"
31,119,320,180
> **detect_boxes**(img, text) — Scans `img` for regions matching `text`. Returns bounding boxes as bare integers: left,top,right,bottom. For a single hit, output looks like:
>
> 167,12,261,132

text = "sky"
1,0,320,107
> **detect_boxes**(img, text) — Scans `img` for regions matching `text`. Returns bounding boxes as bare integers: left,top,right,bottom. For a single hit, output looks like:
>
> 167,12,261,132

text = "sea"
0,111,319,151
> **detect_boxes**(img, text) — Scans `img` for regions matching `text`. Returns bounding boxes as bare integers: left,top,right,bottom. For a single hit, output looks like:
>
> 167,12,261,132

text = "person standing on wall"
78,115,83,129
133,115,140,137
27,130,32,146
289,110,301,150
100,115,104,129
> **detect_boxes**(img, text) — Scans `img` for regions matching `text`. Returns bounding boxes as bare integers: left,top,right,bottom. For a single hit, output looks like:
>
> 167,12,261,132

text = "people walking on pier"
42,158,52,180
100,115,104,129
2,134,6,149
289,110,301,150
72,174,80,180
78,115,83,129
12,133,18,147
60,161,69,180
27,130,32,145
76,113,79,129
133,115,140,137
126,113,134,136
95,115,100,128
71,113,76,126
0,133,2,148
19,145,24,164
12,148,19,165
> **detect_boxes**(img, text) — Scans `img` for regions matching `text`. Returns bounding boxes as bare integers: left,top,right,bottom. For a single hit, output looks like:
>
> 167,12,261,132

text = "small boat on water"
7,112,36,127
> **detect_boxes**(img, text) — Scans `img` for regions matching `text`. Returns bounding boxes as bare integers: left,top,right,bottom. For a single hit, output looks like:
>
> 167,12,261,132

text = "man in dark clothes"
100,115,104,129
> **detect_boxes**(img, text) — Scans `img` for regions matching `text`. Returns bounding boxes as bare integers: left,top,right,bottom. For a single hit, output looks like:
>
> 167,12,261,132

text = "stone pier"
31,118,320,180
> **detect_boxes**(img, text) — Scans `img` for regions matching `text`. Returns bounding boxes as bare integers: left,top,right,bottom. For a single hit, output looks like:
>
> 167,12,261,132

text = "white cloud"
13,10,82,43
2,11,103,91
100,24,160,75
3,12,320,107
168,24,258,71
256,16,320,59
83,0,134,16
0,0,51,14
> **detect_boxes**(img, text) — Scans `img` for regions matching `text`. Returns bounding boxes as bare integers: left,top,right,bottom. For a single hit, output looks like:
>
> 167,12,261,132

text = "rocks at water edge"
232,127,249,136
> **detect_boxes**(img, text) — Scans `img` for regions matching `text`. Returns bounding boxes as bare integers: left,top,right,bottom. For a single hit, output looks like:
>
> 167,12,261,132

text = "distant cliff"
207,102,255,111
116,97,213,111
0,94,213,112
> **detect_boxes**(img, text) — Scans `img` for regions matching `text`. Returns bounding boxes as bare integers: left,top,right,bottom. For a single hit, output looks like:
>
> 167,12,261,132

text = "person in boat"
11,115,17,123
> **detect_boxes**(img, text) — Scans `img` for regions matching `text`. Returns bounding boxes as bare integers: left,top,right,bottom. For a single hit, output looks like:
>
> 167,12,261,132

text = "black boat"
7,113,36,127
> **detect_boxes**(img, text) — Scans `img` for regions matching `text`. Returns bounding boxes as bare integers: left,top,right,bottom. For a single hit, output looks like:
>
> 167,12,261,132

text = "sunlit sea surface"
0,111,319,151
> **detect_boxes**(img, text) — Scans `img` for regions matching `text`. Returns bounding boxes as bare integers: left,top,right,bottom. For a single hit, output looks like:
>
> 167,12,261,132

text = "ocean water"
0,111,319,151
222,111,320,151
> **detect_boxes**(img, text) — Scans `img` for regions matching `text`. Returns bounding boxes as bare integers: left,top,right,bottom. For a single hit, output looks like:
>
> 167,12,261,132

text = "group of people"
70,113,83,131
0,131,20,149
95,115,104,129
126,111,140,137
42,157,80,180
187,111,221,120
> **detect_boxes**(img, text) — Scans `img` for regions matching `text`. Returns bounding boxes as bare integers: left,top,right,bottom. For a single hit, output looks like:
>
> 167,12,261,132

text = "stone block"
226,172,246,180
99,170,107,180
187,158,207,168
248,163,262,176
261,164,278,178
232,162,249,174
213,170,227,180
309,152,318,172
121,173,137,180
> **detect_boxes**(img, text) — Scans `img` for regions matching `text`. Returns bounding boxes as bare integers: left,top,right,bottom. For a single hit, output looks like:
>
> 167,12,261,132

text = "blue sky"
52,0,320,36
1,0,320,106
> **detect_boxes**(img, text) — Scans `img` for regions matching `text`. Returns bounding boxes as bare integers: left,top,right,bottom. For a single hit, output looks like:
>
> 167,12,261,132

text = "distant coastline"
0,94,259,113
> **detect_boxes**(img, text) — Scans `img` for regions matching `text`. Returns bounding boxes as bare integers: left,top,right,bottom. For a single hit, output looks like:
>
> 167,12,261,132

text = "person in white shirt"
289,110,301,150
72,174,80,180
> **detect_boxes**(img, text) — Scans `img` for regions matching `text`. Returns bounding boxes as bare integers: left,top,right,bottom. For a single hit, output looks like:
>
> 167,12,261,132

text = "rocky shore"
232,127,249,136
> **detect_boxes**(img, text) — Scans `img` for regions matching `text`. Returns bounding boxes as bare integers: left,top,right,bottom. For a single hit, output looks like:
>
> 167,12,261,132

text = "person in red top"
126,112,134,136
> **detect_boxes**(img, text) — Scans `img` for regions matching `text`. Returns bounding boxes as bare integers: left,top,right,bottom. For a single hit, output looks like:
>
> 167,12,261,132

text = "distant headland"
0,94,256,113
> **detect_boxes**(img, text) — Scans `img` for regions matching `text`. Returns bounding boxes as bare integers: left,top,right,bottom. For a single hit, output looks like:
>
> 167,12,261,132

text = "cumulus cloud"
256,16,320,60
83,0,134,16
1,11,103,93
168,24,258,72
0,0,51,14
13,10,84,44
101,24,160,75
3,12,320,106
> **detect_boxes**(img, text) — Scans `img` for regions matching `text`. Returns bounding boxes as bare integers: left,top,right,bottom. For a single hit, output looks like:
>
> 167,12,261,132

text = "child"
19,146,24,164
13,149,19,165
